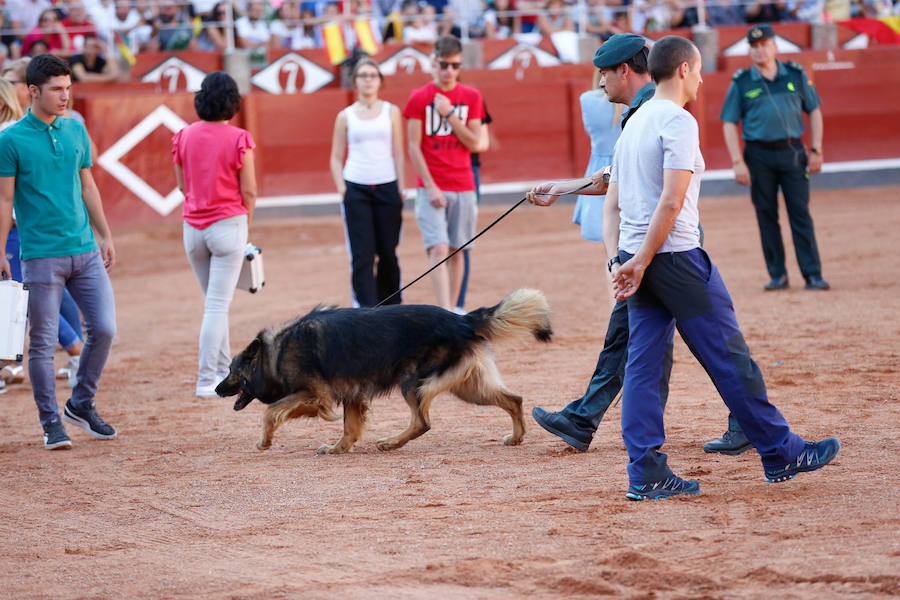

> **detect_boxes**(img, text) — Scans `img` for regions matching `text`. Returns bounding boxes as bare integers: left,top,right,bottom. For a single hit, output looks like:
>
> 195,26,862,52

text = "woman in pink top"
173,71,257,398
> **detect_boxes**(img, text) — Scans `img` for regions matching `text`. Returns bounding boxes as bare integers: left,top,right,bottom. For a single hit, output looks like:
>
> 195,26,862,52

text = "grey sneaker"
43,420,73,450
63,400,117,439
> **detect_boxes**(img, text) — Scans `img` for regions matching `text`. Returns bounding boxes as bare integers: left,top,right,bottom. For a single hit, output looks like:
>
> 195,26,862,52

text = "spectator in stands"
23,8,74,56
384,0,418,41
236,0,273,49
7,0,52,33
27,39,50,56
371,0,404,34
105,0,143,58
746,0,788,22
70,34,118,82
515,0,541,33
271,1,318,49
144,0,196,51
705,0,746,25
577,0,620,38
667,0,699,28
537,0,574,33
196,1,233,51
484,0,521,39
1,10,23,62
447,0,491,37
172,71,256,399
404,3,440,42
62,3,99,52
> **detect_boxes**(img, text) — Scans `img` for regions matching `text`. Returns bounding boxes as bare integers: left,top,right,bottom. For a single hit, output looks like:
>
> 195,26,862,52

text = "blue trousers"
621,247,804,485
22,250,117,427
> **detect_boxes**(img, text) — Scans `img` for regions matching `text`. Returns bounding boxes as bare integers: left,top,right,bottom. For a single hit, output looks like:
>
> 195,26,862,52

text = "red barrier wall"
77,46,900,226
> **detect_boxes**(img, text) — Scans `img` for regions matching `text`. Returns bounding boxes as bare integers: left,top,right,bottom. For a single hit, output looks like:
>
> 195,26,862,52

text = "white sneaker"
452,306,467,315
57,356,80,389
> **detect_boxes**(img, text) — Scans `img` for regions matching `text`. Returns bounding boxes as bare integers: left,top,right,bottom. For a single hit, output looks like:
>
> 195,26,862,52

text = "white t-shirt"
342,101,397,186
236,16,271,44
610,97,703,254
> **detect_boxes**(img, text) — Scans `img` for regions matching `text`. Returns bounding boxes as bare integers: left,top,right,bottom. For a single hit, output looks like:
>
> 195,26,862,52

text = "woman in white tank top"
329,58,405,307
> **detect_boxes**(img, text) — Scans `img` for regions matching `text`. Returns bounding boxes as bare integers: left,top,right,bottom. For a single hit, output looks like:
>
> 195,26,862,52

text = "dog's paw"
375,438,399,451
503,433,523,446
256,439,271,451
317,443,347,454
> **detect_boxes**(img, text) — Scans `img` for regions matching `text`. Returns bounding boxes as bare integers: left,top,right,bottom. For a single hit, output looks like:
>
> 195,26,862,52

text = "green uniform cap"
747,23,775,43
592,33,647,69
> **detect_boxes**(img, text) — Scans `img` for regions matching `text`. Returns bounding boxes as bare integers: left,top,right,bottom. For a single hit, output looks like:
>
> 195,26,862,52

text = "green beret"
592,33,647,69
747,23,775,43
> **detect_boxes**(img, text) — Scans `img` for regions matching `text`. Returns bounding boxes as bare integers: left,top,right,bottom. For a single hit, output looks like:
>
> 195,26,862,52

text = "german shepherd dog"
215,289,552,454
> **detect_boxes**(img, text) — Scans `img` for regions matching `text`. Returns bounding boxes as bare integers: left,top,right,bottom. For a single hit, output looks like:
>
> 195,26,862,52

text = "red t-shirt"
403,81,484,192
172,121,255,230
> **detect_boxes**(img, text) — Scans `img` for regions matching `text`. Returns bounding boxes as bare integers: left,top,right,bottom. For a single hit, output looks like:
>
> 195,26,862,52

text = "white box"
0,280,29,361
237,243,265,294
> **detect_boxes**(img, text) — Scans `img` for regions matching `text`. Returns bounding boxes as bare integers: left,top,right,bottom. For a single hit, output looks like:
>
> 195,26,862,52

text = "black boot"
703,429,752,455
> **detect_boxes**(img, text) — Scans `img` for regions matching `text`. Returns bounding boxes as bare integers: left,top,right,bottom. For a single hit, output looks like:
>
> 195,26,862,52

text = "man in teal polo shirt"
721,23,828,294
0,54,118,450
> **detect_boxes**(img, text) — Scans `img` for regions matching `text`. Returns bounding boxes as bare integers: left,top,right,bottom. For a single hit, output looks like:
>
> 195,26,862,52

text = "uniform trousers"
744,142,822,279
620,247,804,485
342,180,403,307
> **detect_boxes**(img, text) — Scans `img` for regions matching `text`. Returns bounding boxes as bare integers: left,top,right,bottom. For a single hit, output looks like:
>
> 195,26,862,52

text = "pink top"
172,121,255,230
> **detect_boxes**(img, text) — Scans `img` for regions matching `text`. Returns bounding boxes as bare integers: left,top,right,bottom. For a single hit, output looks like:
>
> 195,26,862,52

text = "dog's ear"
244,336,262,360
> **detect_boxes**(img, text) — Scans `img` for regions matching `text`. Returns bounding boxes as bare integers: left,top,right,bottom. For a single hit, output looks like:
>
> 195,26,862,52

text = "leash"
375,181,594,308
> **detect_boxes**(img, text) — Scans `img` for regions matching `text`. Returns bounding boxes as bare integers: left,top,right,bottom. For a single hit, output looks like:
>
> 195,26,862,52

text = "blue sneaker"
765,438,840,482
626,475,700,501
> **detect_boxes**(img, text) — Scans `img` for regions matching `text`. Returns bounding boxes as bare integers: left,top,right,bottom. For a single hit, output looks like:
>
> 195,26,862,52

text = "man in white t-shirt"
599,36,839,500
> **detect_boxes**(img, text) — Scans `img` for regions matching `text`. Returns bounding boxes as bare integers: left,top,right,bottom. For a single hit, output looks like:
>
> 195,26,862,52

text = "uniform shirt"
403,81,484,192
621,81,656,129
172,121,255,230
0,110,96,261
720,60,821,142
610,98,704,254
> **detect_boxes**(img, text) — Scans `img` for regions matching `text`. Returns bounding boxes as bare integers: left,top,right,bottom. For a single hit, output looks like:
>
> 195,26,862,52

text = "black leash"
375,181,593,308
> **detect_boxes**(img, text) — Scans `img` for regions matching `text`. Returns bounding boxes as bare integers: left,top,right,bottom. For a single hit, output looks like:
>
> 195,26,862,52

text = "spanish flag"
839,17,900,45
322,21,347,65
354,18,378,55
113,31,136,67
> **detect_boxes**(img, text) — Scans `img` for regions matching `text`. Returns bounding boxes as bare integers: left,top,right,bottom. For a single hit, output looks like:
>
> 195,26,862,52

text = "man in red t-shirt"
403,35,484,310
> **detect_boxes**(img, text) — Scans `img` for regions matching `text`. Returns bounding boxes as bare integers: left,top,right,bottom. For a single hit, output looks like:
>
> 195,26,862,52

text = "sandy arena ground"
0,186,898,599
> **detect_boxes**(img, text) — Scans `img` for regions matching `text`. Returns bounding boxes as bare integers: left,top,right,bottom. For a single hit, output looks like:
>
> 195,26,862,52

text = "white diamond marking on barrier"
97,105,188,216
251,52,335,94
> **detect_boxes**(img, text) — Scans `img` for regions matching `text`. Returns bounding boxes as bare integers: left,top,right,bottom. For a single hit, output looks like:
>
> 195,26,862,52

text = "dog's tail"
467,288,552,344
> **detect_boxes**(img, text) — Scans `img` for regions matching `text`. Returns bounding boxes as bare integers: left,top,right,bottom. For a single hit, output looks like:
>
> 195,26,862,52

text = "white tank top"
342,101,397,186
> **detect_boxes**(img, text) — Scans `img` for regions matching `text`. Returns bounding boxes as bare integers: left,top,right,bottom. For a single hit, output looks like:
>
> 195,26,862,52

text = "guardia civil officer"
721,23,829,293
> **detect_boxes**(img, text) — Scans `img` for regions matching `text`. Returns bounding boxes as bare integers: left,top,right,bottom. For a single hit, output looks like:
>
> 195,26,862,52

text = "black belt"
746,138,802,150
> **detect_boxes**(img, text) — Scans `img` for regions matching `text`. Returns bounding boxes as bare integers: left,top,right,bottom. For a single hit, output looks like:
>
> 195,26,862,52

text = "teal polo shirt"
0,109,96,261
720,60,821,142
621,81,656,129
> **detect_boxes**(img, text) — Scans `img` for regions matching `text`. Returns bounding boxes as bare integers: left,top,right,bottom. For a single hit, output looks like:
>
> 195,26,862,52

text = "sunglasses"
356,72,379,79
438,60,461,71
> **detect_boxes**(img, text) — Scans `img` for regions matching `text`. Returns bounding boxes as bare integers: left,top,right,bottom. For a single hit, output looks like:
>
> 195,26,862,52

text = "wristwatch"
607,256,621,272
810,147,821,154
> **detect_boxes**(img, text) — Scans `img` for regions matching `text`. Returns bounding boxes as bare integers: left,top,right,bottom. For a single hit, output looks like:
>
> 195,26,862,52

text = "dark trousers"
343,181,403,307
620,248,804,485
560,299,629,429
744,142,822,279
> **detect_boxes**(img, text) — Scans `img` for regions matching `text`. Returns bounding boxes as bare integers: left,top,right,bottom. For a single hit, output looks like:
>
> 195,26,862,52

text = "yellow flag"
322,21,347,65
354,19,378,55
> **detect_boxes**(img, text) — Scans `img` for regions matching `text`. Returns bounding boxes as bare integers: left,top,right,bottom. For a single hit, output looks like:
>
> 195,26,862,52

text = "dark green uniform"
720,60,824,282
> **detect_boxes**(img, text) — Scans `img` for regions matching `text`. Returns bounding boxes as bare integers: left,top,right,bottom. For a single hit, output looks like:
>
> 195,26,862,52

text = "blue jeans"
23,250,117,427
6,226,83,351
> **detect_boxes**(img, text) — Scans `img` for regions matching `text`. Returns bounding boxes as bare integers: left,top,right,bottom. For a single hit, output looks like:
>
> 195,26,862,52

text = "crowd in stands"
1,0,897,68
